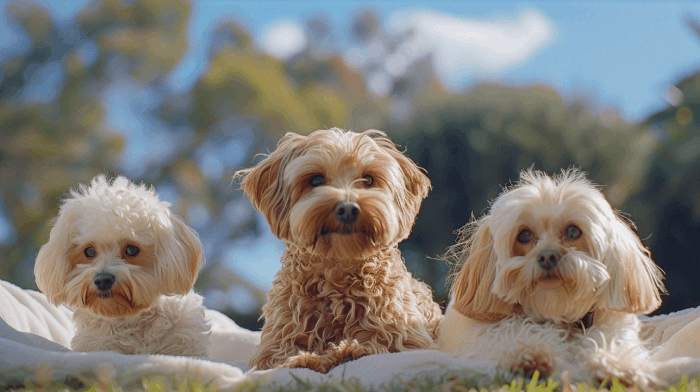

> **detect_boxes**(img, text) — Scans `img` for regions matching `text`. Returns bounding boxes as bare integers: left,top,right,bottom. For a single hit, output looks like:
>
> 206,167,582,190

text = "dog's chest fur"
304,266,388,340
274,247,439,351
71,292,210,356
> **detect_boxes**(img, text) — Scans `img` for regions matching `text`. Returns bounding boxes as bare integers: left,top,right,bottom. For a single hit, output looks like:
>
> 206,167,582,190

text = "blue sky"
5,1,699,121
182,1,700,121
175,1,698,121
3,0,700,288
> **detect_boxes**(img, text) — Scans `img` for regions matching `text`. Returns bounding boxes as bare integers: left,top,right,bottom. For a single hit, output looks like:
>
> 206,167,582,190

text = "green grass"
4,371,700,392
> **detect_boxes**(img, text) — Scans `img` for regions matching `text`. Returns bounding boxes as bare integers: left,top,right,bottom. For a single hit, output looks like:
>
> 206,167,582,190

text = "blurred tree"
628,68,700,314
0,0,275,329
0,0,138,286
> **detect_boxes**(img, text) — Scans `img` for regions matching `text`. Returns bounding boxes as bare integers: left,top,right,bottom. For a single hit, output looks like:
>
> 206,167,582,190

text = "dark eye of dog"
125,245,140,257
566,225,582,239
309,175,325,187
517,229,533,244
363,175,373,186
84,247,96,258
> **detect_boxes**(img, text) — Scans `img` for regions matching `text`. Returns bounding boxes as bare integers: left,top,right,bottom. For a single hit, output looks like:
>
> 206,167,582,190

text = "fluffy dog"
235,128,442,373
34,175,210,357
437,169,666,388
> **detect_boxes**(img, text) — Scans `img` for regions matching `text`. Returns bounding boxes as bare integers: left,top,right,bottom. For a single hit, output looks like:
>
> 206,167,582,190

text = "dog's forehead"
490,181,614,232
284,135,397,179
303,132,388,158
65,193,168,245
514,204,569,227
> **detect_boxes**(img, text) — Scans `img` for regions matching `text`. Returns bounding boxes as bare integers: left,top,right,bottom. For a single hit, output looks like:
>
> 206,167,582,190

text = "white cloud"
387,9,555,87
260,19,307,60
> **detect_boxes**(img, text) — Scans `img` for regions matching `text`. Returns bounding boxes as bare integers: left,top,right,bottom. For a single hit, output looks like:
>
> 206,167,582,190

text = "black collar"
578,311,595,330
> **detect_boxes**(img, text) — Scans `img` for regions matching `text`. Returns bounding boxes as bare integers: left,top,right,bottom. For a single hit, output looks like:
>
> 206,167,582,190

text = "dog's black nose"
334,202,360,224
93,273,115,291
537,249,561,271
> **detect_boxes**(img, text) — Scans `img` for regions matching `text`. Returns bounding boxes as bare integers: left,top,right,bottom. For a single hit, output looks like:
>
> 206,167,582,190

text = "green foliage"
0,0,270,322
626,67,700,313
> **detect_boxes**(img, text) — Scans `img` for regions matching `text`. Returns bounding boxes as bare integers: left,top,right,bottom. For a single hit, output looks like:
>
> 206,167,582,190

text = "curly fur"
34,175,210,357
235,128,442,373
437,169,666,388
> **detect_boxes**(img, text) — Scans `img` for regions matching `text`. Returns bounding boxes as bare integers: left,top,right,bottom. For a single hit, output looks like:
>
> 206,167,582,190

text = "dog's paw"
282,351,333,373
506,346,556,379
281,340,387,373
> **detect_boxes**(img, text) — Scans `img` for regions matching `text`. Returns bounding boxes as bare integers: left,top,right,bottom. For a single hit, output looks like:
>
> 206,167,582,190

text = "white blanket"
1,279,699,389
0,281,494,389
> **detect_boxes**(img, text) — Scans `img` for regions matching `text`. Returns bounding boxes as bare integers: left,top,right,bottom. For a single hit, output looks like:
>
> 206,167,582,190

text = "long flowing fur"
235,128,441,373
438,168,666,388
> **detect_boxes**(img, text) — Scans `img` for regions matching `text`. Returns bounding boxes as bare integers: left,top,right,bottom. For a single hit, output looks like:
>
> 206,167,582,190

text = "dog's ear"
371,131,431,201
599,215,665,314
370,131,431,234
233,132,306,240
156,214,205,295
449,217,513,321
392,148,431,205
34,204,77,305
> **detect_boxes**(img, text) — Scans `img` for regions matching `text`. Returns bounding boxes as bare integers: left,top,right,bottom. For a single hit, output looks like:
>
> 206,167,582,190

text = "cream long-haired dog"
437,169,666,388
234,128,442,373
34,175,210,356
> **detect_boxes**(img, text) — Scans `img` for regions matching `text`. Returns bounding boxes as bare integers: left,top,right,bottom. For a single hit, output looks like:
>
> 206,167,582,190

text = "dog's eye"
84,247,96,258
363,175,373,186
125,245,140,257
517,229,533,244
566,225,582,239
309,175,326,187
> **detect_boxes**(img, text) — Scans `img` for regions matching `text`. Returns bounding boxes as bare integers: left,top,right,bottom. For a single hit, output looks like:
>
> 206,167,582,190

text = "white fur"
439,303,654,385
34,175,211,357
437,169,666,388
72,292,209,356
